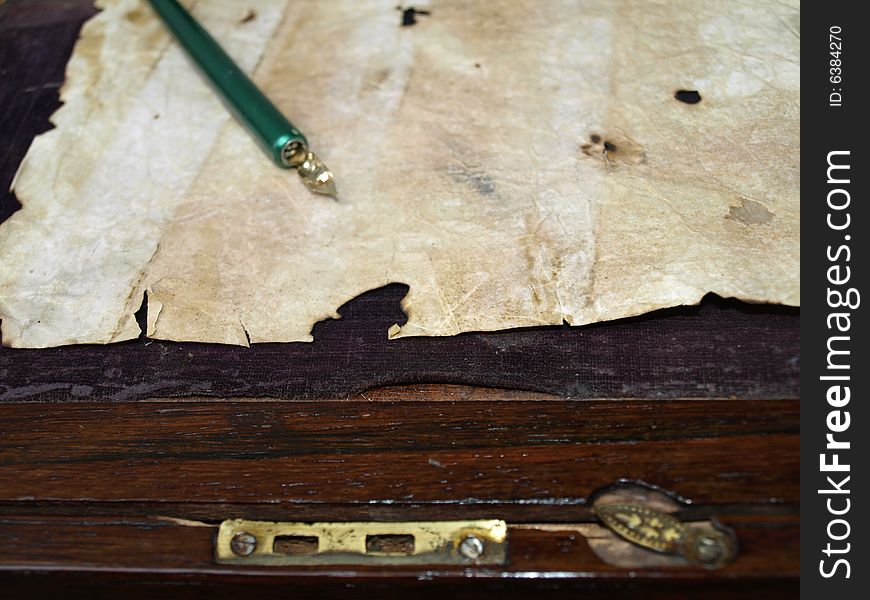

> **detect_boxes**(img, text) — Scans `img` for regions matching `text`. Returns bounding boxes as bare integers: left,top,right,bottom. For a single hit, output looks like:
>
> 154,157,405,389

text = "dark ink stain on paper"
399,6,431,27
581,133,646,166
675,90,702,104
447,165,495,196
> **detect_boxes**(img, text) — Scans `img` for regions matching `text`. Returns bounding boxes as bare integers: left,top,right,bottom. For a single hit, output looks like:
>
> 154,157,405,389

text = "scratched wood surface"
0,394,801,597
0,397,799,597
0,1,799,597
0,400,799,508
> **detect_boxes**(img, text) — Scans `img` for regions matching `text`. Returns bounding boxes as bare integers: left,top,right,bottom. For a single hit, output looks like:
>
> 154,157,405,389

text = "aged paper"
0,0,799,348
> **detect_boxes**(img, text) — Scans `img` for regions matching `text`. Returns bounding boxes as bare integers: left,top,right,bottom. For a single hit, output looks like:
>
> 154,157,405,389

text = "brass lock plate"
215,519,507,566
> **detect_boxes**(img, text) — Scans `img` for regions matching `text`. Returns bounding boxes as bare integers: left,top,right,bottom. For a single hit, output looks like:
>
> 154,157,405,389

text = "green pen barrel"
146,0,307,167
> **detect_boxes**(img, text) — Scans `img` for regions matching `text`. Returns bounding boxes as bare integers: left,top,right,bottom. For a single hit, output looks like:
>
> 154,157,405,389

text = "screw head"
230,531,257,556
694,534,723,564
458,534,485,559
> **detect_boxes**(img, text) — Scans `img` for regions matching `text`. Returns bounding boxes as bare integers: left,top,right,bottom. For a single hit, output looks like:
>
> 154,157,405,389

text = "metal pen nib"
282,141,337,199
297,151,338,199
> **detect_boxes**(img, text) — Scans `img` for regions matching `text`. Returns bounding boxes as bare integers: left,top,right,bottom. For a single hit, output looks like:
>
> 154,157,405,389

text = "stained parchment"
0,0,799,348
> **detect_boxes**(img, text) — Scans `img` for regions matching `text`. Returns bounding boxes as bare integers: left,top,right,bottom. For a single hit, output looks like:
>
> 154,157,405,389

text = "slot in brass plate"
215,519,508,566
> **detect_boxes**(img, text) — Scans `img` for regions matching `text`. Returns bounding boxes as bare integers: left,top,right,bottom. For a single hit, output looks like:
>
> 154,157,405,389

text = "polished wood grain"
0,397,799,596
0,400,798,507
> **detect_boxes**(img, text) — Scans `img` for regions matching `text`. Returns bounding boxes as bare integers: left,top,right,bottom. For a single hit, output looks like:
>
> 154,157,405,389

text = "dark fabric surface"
0,1,800,401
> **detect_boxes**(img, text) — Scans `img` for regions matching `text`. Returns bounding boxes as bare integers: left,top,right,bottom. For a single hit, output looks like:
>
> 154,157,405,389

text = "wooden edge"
0,513,798,579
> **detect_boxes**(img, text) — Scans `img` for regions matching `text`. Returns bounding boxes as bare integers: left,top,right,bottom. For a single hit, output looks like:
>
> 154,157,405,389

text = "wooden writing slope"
0,2,798,597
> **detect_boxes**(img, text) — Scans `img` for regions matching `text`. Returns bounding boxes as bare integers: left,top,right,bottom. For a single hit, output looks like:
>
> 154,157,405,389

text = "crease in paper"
0,0,799,348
